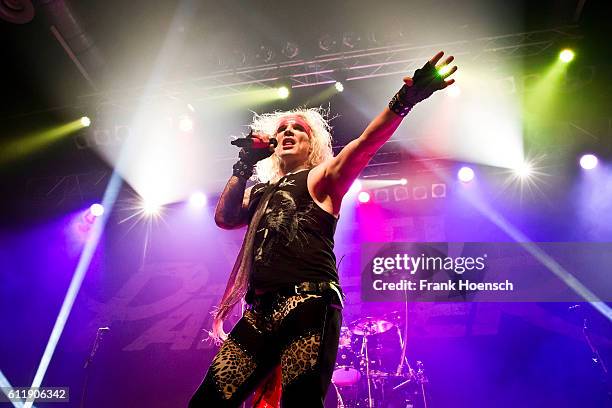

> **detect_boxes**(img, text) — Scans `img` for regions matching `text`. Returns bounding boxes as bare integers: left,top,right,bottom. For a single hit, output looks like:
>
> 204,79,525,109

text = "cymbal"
349,317,394,335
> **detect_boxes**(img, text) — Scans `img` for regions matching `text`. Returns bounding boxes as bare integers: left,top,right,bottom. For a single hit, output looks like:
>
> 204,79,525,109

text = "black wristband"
388,85,414,117
232,159,254,179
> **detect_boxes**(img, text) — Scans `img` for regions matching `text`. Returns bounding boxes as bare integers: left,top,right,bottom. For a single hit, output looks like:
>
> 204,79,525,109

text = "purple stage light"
358,191,371,203
189,192,207,208
458,166,475,183
90,203,104,217
579,154,598,170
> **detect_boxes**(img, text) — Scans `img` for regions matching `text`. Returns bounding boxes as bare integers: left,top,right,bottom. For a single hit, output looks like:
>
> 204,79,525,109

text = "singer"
189,51,457,408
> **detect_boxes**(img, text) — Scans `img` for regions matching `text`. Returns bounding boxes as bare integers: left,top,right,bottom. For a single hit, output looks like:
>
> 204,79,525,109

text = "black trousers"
189,290,342,408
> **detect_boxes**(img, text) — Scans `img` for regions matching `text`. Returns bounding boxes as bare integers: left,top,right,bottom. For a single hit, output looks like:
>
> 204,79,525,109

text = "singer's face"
275,120,311,163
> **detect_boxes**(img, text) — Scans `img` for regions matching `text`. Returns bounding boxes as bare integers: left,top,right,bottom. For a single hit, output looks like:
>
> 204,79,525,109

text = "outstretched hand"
403,51,457,90
389,51,458,116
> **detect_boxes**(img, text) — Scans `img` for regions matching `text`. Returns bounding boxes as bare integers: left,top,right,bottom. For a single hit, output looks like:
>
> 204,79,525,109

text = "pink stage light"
458,166,475,183
579,154,598,170
358,191,371,203
90,203,104,217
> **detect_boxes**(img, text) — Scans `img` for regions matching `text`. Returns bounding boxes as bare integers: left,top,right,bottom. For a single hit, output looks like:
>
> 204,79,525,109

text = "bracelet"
388,85,414,117
232,159,253,179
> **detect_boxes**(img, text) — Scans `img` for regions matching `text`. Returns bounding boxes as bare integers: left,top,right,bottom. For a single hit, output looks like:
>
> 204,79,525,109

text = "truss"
78,26,581,106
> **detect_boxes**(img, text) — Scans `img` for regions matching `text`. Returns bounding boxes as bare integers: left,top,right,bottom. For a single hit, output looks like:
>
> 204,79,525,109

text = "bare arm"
321,51,457,204
214,176,253,229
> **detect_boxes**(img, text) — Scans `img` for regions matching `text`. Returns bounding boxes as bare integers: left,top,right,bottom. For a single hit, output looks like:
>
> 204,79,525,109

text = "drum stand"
360,323,375,408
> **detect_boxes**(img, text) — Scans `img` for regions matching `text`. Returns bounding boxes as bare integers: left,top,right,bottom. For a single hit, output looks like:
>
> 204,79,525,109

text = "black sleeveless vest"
247,169,338,292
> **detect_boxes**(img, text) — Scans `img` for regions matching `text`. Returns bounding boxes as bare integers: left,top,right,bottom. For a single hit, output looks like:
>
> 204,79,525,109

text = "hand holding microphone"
231,130,277,179
231,131,278,149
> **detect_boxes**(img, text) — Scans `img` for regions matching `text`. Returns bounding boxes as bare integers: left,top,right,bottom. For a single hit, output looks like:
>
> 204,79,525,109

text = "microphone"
231,135,278,149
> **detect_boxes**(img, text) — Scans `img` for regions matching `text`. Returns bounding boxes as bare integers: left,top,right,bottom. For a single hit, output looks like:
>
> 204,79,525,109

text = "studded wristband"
388,85,414,117
232,159,254,179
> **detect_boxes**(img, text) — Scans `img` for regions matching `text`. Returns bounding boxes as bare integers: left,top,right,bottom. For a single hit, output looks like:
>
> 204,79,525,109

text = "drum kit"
325,312,429,408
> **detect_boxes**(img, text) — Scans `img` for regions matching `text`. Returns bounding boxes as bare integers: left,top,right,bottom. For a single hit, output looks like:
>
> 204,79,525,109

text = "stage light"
358,191,371,203
516,162,533,178
447,85,461,98
142,200,162,216
579,154,598,170
318,34,337,52
80,116,91,127
373,189,390,203
412,186,427,200
189,192,207,208
334,81,344,92
431,183,447,198
281,41,300,59
342,32,361,49
278,86,290,99
90,203,104,217
178,115,193,132
559,49,575,63
458,166,475,183
256,45,275,64
400,178,408,186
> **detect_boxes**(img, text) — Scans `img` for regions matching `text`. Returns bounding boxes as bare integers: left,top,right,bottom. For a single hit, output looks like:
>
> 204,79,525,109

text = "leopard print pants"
189,290,342,408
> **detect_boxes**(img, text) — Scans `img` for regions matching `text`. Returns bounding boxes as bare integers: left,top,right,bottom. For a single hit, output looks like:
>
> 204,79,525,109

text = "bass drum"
324,383,345,408
332,346,361,386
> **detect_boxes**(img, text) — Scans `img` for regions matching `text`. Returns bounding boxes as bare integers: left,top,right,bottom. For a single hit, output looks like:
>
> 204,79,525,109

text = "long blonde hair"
251,107,334,183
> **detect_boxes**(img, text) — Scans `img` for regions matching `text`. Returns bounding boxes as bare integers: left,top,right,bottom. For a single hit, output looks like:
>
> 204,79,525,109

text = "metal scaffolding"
78,26,581,105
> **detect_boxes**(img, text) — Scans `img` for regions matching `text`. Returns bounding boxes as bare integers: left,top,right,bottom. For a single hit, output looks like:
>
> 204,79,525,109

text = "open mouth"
282,138,296,149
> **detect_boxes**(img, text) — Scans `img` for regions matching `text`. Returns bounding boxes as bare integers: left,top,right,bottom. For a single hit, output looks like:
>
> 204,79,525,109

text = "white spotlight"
80,116,91,127
516,162,533,178
277,86,290,99
580,154,598,170
458,166,475,183
90,203,104,217
142,200,162,216
189,192,207,208
178,115,194,132
335,82,344,92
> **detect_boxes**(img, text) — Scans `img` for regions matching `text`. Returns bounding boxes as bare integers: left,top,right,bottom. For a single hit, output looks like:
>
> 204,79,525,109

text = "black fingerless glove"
232,145,274,179
389,61,445,117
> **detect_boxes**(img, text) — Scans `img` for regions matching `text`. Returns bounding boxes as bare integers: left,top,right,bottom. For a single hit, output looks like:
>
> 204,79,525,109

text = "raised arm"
321,51,457,204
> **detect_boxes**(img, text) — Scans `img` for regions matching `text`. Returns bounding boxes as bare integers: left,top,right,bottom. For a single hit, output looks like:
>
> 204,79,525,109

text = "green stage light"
559,49,575,63
80,116,91,127
277,86,290,99
438,65,452,76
